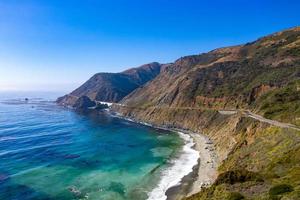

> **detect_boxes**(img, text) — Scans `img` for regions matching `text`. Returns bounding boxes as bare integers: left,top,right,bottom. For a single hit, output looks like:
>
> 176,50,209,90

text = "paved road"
242,110,300,131
218,109,300,131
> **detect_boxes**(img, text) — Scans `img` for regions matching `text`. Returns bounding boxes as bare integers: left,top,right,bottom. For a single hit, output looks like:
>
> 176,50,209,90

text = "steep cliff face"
57,62,162,105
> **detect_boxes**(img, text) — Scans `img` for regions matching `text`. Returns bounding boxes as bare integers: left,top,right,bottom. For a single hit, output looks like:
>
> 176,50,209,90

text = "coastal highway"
241,110,300,131
113,103,300,131
218,109,300,131
63,95,300,131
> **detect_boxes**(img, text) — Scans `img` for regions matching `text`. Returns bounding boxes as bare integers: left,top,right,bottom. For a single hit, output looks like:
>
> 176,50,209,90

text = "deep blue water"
0,93,182,200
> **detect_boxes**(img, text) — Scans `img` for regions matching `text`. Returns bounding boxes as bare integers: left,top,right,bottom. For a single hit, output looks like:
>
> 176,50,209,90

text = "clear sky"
0,0,299,92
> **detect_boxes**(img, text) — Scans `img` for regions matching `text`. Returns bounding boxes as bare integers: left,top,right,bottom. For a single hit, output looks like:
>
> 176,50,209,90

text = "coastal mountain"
120,27,300,112
56,62,162,106
113,27,300,199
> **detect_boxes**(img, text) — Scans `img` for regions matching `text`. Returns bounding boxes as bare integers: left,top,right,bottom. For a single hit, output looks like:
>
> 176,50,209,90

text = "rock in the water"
95,103,109,110
73,96,96,111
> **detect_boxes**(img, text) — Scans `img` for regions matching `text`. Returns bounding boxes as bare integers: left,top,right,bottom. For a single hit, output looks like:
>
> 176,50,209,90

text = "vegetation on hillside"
185,126,300,200
121,27,300,110
254,79,300,126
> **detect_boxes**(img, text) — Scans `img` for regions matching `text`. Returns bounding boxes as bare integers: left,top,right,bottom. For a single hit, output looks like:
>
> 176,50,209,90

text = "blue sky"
0,0,299,92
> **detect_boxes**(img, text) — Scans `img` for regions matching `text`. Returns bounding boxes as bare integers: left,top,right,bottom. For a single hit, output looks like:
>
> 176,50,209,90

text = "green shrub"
215,169,263,185
269,184,293,196
256,79,300,125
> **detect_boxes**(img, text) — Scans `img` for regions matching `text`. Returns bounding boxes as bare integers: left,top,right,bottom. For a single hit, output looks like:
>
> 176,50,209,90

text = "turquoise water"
0,94,183,200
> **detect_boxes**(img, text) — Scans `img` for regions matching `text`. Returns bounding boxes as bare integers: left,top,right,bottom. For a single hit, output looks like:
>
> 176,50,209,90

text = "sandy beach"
186,132,218,196
164,129,219,200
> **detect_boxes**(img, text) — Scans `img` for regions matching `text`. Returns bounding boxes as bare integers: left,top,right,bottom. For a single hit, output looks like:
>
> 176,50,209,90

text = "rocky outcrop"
95,103,109,110
73,96,96,111
248,84,276,103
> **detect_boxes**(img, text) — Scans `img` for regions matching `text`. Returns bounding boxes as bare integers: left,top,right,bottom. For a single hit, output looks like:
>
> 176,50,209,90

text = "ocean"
0,92,197,200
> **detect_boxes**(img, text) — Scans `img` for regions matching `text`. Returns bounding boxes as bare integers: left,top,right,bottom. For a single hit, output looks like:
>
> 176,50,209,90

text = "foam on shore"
147,132,199,200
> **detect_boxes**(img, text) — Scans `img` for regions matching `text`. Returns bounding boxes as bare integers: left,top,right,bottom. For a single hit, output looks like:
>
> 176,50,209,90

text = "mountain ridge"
120,26,300,111
56,62,162,106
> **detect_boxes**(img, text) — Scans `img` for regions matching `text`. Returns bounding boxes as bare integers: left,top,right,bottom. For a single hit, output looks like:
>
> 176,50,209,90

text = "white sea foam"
98,101,113,107
140,121,152,126
147,132,199,200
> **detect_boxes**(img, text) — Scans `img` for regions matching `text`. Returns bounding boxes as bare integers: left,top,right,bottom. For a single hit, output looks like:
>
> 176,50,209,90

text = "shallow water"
0,95,183,200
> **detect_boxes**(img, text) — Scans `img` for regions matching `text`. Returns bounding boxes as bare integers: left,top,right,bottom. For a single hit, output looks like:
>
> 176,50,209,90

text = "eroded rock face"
248,84,276,103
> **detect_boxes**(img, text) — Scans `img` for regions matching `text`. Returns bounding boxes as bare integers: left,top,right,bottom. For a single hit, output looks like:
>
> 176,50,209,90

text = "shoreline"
183,132,218,197
165,130,218,199
110,111,218,200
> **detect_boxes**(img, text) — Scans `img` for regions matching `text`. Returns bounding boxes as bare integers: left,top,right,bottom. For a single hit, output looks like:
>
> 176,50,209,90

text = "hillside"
112,27,300,199
181,82,300,199
56,62,162,106
121,27,300,111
